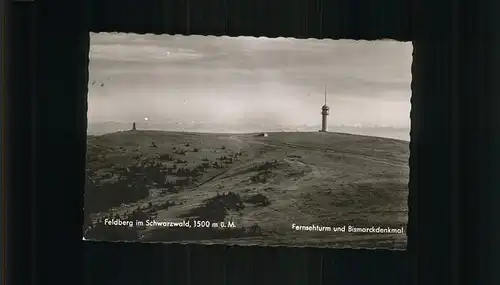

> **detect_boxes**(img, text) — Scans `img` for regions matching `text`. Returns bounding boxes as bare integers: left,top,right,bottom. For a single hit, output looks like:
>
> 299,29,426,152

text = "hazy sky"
89,33,412,130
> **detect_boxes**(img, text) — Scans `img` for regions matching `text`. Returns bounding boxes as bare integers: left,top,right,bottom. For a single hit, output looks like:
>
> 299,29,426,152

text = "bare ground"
84,130,409,249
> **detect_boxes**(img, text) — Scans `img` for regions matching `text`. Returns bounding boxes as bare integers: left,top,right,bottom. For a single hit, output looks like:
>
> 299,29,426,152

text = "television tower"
320,84,330,132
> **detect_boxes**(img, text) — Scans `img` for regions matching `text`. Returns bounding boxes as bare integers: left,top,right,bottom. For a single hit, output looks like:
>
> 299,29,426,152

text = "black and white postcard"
84,33,411,250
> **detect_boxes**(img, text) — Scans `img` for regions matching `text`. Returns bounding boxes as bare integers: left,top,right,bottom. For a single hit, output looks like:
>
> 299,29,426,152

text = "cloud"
88,33,412,131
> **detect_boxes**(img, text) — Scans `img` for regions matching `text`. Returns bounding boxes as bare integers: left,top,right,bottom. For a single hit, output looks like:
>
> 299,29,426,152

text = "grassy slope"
85,130,409,248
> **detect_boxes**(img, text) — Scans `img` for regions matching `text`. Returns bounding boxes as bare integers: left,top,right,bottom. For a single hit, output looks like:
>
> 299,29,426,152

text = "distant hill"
87,121,410,141
84,130,409,249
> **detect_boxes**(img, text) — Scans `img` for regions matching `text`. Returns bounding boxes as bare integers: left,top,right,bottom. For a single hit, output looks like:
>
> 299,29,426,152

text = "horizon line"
87,129,410,142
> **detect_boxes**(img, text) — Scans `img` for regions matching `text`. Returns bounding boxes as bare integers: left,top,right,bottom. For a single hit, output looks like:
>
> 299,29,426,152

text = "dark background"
4,0,500,284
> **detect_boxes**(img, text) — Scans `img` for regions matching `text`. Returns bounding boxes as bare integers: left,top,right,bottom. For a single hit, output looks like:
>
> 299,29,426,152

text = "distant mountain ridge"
87,121,410,141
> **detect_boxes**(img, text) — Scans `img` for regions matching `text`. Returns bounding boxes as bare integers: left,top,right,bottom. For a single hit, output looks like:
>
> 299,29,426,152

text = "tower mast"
324,84,327,105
